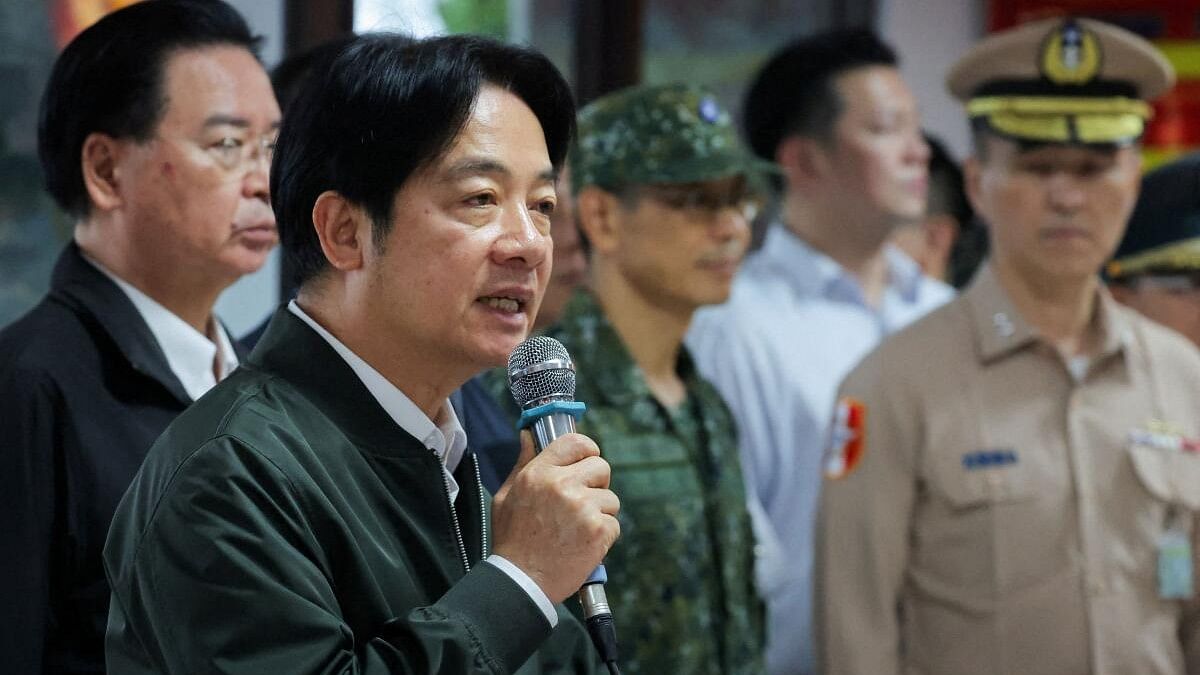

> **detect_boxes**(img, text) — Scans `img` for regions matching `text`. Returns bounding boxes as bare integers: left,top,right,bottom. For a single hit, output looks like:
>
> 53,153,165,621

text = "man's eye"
211,138,243,159
535,199,556,216
466,194,496,207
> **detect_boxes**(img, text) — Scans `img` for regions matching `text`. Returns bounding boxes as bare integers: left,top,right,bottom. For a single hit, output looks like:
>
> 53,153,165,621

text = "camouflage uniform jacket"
543,291,764,675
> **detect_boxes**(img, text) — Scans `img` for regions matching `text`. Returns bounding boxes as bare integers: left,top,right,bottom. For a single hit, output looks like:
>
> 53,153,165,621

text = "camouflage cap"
571,82,776,192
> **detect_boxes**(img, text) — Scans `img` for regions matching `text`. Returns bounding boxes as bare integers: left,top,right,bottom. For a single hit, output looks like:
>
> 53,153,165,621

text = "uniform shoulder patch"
825,397,867,479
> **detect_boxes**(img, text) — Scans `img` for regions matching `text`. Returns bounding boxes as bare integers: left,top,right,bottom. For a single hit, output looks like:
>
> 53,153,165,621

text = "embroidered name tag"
962,449,1018,470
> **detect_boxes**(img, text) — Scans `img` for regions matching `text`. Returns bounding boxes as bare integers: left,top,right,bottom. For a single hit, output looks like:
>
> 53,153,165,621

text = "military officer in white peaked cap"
816,17,1200,675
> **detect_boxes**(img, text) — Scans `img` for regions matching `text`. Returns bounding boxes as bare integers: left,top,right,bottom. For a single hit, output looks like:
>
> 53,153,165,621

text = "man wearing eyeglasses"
1107,153,1200,348
535,83,768,675
685,29,953,675
0,2,279,673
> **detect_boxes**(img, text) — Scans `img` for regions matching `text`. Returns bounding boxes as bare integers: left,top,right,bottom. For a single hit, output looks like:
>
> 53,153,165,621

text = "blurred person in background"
891,133,984,288
241,33,363,348
1107,152,1200,348
511,82,769,675
687,29,952,675
818,18,1200,674
0,2,278,672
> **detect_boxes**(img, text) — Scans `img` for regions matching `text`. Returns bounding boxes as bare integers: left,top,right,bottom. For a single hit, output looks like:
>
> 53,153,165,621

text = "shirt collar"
85,255,238,401
758,224,925,303
965,263,1131,365
286,301,468,477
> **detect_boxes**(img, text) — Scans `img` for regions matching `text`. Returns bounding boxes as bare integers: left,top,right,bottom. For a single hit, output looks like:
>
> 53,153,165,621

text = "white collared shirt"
287,301,557,627
687,224,954,675
287,301,468,500
86,256,238,401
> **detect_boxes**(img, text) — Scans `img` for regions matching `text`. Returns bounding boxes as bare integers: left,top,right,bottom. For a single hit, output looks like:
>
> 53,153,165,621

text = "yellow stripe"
987,114,1070,142
1154,41,1200,79
1076,115,1145,143
983,112,1145,143
1141,147,1187,172
968,96,1152,118
1109,239,1200,276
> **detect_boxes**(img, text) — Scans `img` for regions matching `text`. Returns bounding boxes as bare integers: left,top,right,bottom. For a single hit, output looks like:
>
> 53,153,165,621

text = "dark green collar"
247,307,427,453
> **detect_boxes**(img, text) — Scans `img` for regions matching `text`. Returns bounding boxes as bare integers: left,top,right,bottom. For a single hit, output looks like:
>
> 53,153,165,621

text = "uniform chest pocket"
1128,441,1200,510
928,449,1039,509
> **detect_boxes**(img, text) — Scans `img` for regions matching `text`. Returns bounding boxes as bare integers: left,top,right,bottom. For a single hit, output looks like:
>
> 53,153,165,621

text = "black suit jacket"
0,243,246,674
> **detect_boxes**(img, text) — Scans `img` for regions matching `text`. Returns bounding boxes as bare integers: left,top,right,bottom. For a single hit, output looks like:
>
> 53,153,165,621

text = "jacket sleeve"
815,358,917,675
0,369,60,673
104,436,554,675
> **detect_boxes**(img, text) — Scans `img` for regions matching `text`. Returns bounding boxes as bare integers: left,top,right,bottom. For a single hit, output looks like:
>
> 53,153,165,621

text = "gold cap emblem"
1040,20,1101,85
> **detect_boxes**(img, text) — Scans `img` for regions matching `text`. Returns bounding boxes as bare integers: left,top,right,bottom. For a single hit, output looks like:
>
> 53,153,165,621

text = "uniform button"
992,312,1015,338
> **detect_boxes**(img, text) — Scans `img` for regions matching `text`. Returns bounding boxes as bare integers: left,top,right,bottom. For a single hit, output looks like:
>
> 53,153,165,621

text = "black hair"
926,134,971,230
38,0,262,219
743,29,897,161
271,33,575,289
270,34,365,115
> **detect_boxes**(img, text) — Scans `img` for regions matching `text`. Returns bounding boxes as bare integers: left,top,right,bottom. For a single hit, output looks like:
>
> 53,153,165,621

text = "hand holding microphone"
490,430,619,603
491,335,623,672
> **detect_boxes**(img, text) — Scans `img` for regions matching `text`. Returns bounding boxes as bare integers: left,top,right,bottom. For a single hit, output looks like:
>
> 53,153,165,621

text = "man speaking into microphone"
103,34,616,674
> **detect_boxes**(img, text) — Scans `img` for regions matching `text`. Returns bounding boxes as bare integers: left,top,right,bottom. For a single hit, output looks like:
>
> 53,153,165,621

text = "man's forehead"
158,45,276,122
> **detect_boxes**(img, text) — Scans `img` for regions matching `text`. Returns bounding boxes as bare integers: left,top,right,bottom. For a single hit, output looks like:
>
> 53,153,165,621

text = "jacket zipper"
474,454,488,558
441,454,488,575
440,468,471,574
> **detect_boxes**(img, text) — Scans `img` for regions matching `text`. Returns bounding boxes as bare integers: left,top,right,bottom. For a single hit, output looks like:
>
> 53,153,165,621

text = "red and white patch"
825,397,867,479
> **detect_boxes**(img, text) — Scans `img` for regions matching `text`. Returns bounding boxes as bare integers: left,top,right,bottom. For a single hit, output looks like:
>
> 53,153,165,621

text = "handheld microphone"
508,336,620,672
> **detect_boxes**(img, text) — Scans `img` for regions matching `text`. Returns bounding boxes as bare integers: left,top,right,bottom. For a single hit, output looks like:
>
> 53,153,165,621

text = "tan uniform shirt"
817,265,1200,675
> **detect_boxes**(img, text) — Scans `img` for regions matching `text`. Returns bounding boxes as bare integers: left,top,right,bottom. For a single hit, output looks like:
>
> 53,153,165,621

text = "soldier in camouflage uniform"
543,83,769,674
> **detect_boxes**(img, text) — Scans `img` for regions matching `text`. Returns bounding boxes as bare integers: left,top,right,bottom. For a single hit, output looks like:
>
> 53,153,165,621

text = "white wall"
879,0,985,160
214,0,284,339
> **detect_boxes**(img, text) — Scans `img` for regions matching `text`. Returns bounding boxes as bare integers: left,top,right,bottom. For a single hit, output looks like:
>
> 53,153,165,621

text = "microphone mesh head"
507,336,576,408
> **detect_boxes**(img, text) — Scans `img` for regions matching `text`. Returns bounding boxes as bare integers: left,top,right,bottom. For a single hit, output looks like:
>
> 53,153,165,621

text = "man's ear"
776,134,828,188
575,186,624,256
80,132,125,212
311,191,371,272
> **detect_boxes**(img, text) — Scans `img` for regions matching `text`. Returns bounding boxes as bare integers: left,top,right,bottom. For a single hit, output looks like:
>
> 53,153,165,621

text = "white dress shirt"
287,301,558,627
687,225,954,675
87,256,237,401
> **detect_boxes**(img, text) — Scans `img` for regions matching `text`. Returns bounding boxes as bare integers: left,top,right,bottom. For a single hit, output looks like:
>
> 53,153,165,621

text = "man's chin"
222,247,274,277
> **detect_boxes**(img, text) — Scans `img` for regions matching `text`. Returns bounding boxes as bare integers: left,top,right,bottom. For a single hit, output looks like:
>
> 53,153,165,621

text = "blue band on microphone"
584,564,607,585
517,401,587,430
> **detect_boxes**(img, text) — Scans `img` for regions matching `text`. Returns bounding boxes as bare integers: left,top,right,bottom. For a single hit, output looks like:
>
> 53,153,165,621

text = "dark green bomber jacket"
103,308,602,675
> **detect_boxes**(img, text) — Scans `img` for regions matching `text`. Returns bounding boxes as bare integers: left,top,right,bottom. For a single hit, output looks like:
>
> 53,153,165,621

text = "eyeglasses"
205,133,277,173
638,182,762,222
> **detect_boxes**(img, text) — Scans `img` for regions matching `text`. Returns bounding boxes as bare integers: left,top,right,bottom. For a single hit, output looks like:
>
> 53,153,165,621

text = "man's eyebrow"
202,114,251,129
